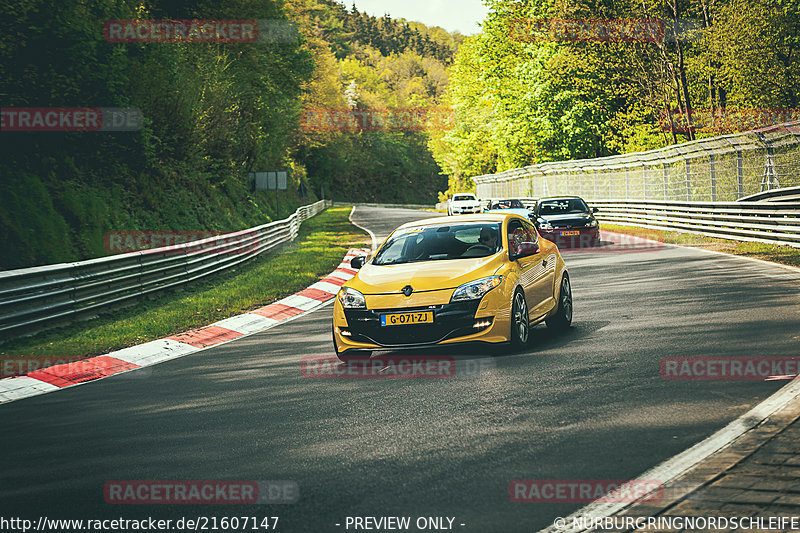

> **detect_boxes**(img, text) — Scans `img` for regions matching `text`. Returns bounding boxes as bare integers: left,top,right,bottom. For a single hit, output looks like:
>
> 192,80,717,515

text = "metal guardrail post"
710,153,717,202
642,164,647,201
608,170,613,198
625,167,630,199
685,160,692,201
737,150,744,199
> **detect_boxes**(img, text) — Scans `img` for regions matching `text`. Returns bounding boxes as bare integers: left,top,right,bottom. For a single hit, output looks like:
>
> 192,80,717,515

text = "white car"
448,193,483,215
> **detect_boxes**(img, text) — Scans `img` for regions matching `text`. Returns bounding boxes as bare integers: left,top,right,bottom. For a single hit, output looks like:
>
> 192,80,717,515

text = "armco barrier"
0,200,330,337
448,194,800,248
468,120,800,248
591,199,800,247
351,202,435,209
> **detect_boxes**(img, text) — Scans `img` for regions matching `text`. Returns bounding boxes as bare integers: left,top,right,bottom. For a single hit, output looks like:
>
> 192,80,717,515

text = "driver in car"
479,227,499,251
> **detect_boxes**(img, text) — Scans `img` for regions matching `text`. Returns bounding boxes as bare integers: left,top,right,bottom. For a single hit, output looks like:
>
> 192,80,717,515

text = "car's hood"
349,255,503,295
539,213,594,225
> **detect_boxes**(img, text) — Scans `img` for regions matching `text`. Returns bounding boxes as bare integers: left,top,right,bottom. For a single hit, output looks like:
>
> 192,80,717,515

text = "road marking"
110,338,200,367
349,205,378,252
297,287,336,302
0,376,60,402
680,245,800,275
212,314,280,335
27,356,141,388
537,233,800,532
0,248,368,405
167,325,244,348
539,376,800,532
251,303,305,320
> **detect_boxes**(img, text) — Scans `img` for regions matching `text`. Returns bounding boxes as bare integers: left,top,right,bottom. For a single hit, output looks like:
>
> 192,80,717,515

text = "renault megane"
332,213,572,361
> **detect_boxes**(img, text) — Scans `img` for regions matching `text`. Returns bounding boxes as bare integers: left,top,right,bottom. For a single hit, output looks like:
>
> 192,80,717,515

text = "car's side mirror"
511,242,539,260
592,207,599,213
350,256,367,270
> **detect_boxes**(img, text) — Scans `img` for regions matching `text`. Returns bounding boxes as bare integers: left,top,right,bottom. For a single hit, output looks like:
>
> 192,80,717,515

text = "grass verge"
1,207,367,358
602,223,800,268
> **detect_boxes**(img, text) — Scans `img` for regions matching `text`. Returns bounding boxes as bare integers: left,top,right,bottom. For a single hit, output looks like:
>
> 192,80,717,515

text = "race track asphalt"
1,206,799,532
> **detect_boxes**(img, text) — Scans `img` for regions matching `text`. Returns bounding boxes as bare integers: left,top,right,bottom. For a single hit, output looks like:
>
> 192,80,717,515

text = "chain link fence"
472,121,800,202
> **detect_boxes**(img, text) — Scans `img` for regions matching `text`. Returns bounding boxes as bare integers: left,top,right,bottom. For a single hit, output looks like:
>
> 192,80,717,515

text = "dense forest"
3,0,799,268
432,0,800,196
0,0,456,268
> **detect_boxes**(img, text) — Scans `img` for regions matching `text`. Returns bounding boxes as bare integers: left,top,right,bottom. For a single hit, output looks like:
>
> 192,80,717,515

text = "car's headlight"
586,219,599,228
538,220,553,230
338,287,366,309
451,276,503,302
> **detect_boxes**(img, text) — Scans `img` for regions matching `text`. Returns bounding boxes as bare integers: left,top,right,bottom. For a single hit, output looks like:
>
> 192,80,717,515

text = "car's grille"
549,220,592,228
343,301,484,347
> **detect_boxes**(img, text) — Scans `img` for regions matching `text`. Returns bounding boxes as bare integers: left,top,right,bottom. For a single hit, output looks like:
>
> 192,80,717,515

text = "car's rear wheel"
510,288,530,349
546,275,572,331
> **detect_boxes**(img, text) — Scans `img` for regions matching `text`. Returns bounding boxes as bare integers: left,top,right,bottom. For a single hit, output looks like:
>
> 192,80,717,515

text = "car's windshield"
373,222,502,265
538,198,589,216
491,199,524,209
452,194,476,201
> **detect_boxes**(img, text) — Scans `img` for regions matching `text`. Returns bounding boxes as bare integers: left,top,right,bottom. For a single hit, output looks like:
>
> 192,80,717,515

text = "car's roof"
485,208,531,216
538,196,585,200
396,213,525,230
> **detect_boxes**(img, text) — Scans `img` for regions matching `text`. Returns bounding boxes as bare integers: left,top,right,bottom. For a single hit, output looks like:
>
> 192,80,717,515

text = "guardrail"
438,195,800,247
352,202,436,209
0,200,331,338
592,199,800,247
467,121,800,248
738,185,800,202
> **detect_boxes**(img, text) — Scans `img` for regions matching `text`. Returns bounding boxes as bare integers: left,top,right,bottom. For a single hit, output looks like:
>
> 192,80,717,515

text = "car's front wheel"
546,275,573,331
510,287,530,349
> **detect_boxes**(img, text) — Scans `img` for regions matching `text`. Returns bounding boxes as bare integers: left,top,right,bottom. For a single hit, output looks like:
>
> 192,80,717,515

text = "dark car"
489,199,525,210
534,196,600,247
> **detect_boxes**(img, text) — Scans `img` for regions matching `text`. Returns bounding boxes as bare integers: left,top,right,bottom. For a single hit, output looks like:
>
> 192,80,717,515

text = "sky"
348,0,490,35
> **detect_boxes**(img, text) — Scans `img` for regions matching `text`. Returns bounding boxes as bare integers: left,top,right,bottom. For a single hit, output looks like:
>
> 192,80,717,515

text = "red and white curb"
0,248,370,405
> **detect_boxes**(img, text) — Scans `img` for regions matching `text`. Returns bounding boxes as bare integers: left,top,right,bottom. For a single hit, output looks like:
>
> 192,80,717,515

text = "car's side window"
507,220,525,256
522,220,539,244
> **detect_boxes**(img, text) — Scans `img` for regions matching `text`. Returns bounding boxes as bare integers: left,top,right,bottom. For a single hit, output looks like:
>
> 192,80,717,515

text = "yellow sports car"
332,213,572,361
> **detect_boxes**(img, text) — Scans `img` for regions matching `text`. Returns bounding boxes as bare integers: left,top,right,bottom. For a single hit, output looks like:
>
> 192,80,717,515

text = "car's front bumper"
539,227,599,248
450,206,482,214
333,293,512,353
